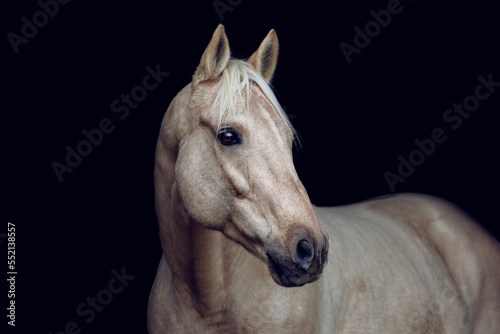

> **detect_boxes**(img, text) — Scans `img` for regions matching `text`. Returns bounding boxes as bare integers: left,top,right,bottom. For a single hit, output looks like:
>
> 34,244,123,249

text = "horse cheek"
175,139,228,230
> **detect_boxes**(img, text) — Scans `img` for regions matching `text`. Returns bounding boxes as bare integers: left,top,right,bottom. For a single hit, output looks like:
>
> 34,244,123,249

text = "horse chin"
271,272,322,288
266,253,322,288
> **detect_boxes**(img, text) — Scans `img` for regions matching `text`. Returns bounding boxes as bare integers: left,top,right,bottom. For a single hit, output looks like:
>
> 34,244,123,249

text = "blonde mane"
212,59,298,143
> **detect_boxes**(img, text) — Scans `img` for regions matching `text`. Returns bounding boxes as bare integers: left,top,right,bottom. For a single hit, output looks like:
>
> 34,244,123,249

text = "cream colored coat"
148,25,500,333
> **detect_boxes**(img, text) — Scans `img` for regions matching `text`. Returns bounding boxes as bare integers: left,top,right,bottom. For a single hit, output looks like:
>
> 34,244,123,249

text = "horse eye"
218,128,241,146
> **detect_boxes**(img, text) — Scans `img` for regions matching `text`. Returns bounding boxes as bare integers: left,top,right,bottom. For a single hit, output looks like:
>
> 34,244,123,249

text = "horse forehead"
192,82,290,146
231,86,284,128
251,86,277,112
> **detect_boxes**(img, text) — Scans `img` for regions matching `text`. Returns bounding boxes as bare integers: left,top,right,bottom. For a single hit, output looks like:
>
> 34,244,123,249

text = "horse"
148,24,500,333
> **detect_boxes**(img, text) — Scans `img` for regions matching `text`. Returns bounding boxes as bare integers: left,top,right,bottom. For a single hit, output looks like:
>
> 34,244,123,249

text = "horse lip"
266,252,321,288
267,253,295,287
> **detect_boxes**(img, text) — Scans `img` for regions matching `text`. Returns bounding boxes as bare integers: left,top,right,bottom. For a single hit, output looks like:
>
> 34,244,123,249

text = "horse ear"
248,29,279,83
193,24,231,87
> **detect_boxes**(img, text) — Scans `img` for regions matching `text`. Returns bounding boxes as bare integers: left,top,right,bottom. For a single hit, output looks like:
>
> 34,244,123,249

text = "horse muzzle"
266,233,329,287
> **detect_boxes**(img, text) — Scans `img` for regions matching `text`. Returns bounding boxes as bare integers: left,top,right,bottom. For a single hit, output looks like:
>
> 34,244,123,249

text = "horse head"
160,25,328,287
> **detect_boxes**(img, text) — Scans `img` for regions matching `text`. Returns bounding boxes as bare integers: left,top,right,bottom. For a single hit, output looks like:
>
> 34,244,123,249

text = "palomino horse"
148,25,500,333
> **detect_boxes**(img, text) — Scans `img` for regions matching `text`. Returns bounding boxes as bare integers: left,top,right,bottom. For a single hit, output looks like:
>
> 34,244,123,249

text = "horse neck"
159,185,257,315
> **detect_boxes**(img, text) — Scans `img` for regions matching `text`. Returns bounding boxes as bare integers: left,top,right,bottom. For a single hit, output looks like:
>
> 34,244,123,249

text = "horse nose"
294,239,315,271
267,232,329,287
293,233,329,273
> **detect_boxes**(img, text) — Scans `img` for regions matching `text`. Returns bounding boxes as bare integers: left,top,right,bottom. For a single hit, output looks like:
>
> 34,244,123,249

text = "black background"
3,0,499,333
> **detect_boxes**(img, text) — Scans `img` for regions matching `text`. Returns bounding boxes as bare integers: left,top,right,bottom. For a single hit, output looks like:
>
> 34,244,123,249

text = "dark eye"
217,128,241,146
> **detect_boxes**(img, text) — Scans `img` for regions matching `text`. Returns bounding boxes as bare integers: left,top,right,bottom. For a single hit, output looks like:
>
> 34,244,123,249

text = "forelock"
211,59,298,144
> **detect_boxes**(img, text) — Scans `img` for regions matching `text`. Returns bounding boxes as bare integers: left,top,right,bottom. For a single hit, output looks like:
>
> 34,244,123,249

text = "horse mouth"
266,252,323,288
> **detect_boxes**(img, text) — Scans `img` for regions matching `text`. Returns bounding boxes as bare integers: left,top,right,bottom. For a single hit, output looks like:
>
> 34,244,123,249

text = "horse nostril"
321,236,329,265
295,239,314,270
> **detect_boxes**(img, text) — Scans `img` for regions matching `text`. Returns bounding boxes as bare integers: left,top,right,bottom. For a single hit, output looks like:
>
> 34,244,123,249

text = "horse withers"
148,25,500,333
